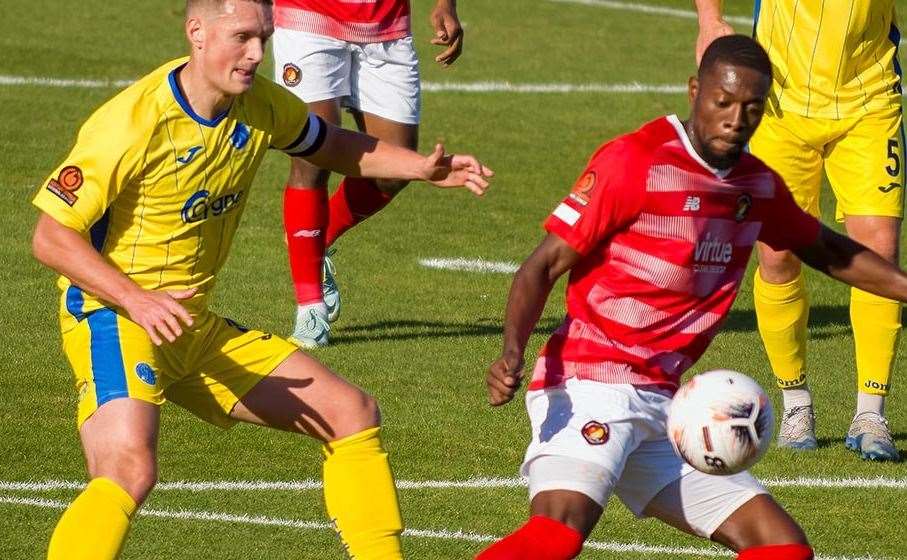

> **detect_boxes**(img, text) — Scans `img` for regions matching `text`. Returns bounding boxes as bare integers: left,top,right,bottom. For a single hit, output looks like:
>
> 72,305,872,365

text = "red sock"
475,515,583,560
283,186,327,305
325,177,394,246
738,544,814,560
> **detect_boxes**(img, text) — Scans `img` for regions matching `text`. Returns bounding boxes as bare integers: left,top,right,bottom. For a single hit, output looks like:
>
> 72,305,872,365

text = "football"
667,370,774,475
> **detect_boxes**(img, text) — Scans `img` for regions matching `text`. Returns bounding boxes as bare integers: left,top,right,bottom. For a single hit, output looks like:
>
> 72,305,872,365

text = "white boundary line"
548,0,754,26
2,475,906,493
418,258,520,274
0,494,888,560
0,74,687,94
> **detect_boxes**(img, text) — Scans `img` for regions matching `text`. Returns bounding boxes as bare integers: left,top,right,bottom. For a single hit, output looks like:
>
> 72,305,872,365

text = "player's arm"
31,213,195,345
429,0,463,67
300,120,493,195
693,0,734,64
487,234,582,406
795,225,907,301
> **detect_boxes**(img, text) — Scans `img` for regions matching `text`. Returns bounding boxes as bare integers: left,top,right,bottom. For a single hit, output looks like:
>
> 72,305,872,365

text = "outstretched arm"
487,234,583,406
795,225,907,300
300,122,493,196
32,213,196,345
694,0,734,64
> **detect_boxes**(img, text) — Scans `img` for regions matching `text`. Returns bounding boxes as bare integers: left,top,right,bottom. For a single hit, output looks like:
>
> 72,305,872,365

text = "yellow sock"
851,287,901,396
754,269,809,389
322,427,403,559
47,477,137,560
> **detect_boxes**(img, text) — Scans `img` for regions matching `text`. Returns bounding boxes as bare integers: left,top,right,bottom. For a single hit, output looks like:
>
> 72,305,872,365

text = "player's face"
687,63,770,169
196,1,274,95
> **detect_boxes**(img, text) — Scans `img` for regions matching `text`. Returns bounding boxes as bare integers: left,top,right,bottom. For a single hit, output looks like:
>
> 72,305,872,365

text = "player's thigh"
347,36,421,127
749,111,824,217
710,493,808,551
165,314,376,440
62,307,175,429
231,349,379,441
825,107,904,222
637,456,773,543
272,27,352,104
522,380,646,512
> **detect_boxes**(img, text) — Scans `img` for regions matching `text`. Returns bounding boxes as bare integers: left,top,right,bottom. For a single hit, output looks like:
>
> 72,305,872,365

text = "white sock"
782,386,812,410
856,392,885,417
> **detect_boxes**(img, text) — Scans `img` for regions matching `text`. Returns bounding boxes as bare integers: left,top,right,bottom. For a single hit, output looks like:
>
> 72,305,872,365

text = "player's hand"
486,351,525,406
430,0,464,67
421,144,493,196
121,287,197,346
696,18,734,65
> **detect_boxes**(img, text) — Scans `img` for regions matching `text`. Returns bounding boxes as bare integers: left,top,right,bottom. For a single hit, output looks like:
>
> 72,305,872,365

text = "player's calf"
712,495,810,557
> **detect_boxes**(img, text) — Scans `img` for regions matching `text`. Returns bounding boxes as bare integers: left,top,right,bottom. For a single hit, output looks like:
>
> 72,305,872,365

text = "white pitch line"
0,74,687,95
419,258,520,274
0,495,888,560
548,0,754,26
3,475,906,493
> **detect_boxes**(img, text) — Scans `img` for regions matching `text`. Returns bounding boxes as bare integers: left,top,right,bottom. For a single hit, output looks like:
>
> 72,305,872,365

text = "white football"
667,370,774,475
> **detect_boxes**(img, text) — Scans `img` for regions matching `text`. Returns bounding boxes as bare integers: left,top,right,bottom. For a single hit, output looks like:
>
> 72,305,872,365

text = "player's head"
687,35,772,169
184,0,274,96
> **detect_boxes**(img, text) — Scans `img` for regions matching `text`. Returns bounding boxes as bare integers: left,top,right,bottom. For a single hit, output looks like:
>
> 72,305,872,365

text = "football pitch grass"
2,0,906,558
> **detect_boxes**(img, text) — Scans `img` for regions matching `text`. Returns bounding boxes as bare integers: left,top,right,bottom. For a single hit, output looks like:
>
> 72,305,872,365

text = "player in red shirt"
272,0,468,347
478,36,907,560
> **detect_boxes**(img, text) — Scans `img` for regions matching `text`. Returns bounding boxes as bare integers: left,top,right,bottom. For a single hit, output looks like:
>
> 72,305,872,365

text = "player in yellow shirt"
695,0,901,461
31,1,492,559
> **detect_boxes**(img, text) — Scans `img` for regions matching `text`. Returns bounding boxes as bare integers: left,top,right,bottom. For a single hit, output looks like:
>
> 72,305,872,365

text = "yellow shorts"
61,308,298,428
749,106,905,221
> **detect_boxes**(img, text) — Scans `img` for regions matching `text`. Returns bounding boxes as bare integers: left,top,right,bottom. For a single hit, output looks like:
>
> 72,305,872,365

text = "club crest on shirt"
45,165,83,206
581,420,610,445
282,63,301,87
569,171,596,206
735,193,752,222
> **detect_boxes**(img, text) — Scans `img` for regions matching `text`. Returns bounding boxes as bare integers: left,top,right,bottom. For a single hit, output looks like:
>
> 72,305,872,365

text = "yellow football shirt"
755,0,901,118
33,58,326,330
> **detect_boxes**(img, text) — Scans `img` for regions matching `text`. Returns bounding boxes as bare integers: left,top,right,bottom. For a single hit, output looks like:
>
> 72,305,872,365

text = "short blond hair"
186,0,272,15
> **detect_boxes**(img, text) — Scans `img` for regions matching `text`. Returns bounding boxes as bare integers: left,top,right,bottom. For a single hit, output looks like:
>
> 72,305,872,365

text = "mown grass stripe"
0,494,886,560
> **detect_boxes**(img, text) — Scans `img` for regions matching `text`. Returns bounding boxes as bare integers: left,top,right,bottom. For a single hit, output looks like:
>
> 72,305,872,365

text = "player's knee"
714,495,808,551
89,448,158,504
756,246,801,282
375,178,409,196
287,159,330,188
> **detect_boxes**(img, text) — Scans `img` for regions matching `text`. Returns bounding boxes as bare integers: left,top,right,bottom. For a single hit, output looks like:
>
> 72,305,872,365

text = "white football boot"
323,248,341,323
845,412,900,462
776,405,818,450
290,302,330,348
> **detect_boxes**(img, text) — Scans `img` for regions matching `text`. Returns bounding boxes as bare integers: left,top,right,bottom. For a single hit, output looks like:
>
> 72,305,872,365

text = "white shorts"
522,379,767,537
272,27,421,125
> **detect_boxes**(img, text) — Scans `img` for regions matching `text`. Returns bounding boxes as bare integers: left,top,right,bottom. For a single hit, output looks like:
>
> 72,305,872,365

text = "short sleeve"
265,81,326,157
543,139,646,255
32,114,140,233
757,172,821,251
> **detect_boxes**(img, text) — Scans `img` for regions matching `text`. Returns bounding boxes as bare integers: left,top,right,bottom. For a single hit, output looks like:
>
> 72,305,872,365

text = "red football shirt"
274,0,411,43
531,115,820,393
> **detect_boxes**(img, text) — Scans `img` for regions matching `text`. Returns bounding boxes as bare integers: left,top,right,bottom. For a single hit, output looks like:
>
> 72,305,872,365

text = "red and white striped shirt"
531,115,820,393
274,0,411,43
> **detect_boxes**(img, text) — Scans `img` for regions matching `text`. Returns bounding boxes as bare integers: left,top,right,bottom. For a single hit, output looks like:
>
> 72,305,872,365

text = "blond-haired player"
695,0,902,461
32,1,491,558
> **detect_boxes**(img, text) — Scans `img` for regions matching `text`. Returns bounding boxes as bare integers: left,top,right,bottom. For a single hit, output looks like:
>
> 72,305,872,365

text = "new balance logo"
683,196,701,212
292,229,322,238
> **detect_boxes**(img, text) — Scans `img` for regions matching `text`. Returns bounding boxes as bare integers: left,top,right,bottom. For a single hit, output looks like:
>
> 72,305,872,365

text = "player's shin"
737,544,814,560
322,427,403,559
284,186,328,306
47,477,137,560
850,287,900,409
325,178,394,246
753,270,810,391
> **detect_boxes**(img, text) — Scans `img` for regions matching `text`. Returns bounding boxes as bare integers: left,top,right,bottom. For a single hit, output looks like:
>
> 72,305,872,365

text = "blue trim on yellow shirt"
168,65,230,128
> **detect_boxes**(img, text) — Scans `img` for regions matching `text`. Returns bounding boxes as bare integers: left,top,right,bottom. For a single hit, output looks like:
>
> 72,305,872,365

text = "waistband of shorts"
274,6,411,43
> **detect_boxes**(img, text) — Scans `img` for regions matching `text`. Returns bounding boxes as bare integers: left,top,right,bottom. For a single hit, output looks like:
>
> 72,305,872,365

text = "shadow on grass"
811,433,907,463
720,304,852,339
330,317,564,345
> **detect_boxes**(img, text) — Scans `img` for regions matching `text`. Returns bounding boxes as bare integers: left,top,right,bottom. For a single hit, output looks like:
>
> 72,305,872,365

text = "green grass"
1,0,906,558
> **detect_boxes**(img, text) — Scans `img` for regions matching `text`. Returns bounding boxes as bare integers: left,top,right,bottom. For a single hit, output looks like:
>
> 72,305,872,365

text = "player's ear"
186,15,206,49
688,76,699,105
